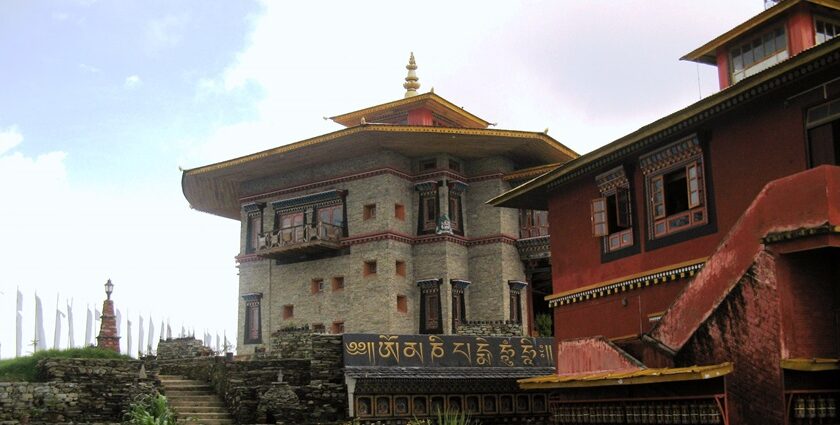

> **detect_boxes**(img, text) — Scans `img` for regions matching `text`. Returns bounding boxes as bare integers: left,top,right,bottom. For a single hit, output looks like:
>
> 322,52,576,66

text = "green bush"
124,393,176,425
0,347,129,382
535,313,553,337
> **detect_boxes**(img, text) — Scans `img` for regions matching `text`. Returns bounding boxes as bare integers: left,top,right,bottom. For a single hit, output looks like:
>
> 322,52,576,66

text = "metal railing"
258,222,343,250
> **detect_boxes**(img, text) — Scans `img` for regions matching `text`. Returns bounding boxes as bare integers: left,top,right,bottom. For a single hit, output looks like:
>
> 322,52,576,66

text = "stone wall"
157,333,346,424
455,320,523,336
0,358,157,424
155,337,214,359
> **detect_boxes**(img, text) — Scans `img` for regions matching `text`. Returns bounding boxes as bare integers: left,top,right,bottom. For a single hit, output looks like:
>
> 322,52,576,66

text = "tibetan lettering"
342,334,554,368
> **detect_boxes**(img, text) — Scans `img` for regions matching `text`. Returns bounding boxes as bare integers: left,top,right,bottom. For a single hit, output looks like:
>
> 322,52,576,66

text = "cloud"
78,63,100,74
124,75,142,88
145,15,188,53
0,126,23,155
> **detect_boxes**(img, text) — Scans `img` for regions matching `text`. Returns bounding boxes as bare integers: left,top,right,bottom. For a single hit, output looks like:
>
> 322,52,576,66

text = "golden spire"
403,52,420,98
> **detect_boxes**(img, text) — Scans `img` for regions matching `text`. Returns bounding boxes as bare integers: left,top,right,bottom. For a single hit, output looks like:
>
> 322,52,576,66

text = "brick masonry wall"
455,320,523,336
236,152,531,352
0,358,157,424
676,252,785,425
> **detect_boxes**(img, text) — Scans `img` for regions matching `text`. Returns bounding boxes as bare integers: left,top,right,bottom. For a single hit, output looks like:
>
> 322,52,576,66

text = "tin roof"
518,363,733,390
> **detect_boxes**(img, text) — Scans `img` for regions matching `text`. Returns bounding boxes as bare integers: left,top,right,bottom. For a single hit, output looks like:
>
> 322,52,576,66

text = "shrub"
408,408,479,425
125,393,176,425
0,347,129,382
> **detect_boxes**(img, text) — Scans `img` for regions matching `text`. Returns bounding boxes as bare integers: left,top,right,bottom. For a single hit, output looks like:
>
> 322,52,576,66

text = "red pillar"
96,299,120,353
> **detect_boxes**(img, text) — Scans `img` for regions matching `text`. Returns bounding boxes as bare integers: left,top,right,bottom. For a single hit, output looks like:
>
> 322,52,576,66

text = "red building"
492,1,840,424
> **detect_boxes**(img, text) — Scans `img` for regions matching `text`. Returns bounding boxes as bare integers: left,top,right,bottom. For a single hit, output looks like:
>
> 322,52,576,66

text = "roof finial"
403,52,420,98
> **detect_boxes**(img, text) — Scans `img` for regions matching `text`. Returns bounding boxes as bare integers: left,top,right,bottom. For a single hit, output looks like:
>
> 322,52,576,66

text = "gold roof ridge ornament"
403,52,420,98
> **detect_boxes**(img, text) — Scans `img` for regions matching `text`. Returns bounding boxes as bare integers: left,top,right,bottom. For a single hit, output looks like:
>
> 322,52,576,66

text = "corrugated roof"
780,358,840,371
518,363,732,390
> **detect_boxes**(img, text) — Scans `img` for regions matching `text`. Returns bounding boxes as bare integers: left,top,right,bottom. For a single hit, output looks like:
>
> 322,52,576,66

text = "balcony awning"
518,363,732,390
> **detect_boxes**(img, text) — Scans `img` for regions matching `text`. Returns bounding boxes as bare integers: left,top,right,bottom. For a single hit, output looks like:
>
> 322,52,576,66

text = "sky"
0,0,764,358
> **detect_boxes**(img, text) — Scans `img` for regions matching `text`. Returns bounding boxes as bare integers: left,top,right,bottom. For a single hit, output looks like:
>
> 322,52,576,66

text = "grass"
0,346,130,382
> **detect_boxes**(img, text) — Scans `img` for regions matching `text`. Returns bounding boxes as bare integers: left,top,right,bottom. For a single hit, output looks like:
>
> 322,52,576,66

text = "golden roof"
518,362,733,390
329,92,491,129
182,124,578,220
780,358,840,371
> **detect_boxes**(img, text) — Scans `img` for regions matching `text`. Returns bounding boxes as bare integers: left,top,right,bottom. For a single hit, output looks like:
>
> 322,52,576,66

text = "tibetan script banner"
343,334,554,368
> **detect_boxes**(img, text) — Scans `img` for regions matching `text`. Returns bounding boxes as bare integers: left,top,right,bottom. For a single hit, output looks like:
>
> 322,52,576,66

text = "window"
394,203,405,220
448,159,461,173
451,280,469,330
730,27,787,83
415,182,439,234
591,166,633,252
312,323,325,334
419,159,437,171
283,304,294,320
277,211,305,244
816,17,840,45
243,293,262,344
364,260,377,276
331,321,345,334
508,281,526,324
243,203,264,254
448,181,467,235
418,279,442,334
806,98,840,167
363,204,376,220
396,260,406,277
246,214,261,253
640,136,708,239
332,276,345,291
396,295,408,313
311,278,325,294
519,210,549,238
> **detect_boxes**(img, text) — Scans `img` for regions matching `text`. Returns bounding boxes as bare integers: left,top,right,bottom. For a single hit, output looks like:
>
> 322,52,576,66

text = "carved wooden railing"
258,222,343,250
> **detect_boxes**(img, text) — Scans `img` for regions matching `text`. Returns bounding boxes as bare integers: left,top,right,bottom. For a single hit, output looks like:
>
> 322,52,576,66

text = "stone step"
177,412,232,419
175,407,230,414
178,418,234,425
165,389,216,396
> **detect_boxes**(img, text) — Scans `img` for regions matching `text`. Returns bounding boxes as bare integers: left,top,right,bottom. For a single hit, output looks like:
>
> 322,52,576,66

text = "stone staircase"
160,374,234,425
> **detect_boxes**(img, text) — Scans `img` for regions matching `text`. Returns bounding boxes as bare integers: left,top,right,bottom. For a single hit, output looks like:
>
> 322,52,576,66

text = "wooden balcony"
256,222,343,260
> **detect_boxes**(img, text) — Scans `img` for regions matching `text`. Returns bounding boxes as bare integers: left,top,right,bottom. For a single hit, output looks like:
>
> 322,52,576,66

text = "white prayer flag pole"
35,292,46,351
126,317,133,358
67,298,75,349
53,294,65,350
138,315,145,357
147,315,154,354
16,287,23,357
84,305,93,347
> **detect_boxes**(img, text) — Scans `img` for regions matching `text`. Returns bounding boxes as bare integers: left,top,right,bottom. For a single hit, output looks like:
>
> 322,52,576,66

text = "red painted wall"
715,48,730,90
547,85,813,341
407,108,433,126
676,251,786,425
778,248,840,359
788,4,816,57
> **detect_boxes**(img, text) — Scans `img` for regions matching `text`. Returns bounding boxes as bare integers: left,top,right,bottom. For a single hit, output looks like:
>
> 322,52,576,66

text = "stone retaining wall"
455,320,523,336
0,358,157,424
157,334,346,424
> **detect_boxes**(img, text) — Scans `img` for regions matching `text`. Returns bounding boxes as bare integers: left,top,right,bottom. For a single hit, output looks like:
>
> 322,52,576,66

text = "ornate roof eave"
182,125,578,220
682,0,840,65
329,92,491,128
488,35,840,210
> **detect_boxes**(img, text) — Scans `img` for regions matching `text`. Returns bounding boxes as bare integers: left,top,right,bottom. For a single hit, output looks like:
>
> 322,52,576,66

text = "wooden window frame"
364,260,377,276
394,203,405,221
519,209,549,239
363,204,376,220
419,159,437,171
396,295,408,313
418,191,439,234
243,295,262,344
331,321,345,334
245,214,262,254
282,304,294,320
311,278,325,294
647,159,708,239
331,276,345,291
395,260,406,277
815,16,840,45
